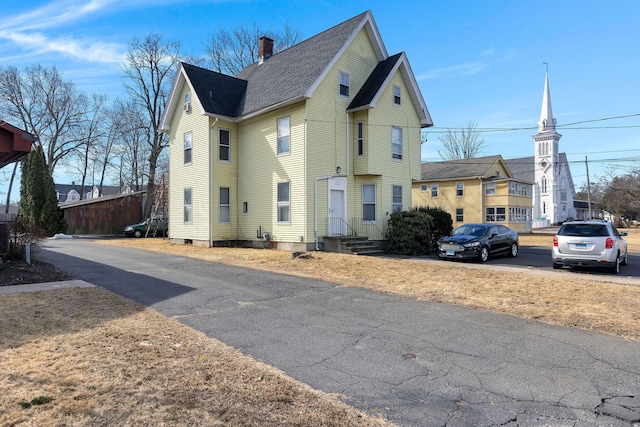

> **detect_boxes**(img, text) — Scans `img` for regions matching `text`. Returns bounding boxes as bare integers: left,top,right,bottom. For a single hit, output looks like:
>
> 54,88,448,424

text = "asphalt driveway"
39,239,640,426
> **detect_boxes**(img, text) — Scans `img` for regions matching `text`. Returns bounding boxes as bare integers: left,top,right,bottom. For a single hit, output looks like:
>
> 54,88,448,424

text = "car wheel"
509,242,518,257
608,254,620,274
552,262,562,270
479,246,489,263
621,253,628,266
133,229,142,238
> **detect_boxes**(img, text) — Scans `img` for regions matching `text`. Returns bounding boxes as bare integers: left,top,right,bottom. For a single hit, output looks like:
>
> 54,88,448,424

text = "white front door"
328,178,346,236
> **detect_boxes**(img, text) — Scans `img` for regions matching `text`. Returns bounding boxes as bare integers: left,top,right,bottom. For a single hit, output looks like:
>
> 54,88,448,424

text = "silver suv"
552,220,628,274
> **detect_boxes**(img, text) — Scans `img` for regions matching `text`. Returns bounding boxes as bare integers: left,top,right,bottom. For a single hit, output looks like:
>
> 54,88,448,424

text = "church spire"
537,72,556,133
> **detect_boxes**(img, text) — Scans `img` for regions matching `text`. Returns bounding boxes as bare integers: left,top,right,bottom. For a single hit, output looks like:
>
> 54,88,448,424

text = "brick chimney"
258,36,274,65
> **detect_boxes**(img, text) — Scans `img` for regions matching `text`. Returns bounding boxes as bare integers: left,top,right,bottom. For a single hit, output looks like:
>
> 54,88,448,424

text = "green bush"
386,210,434,256
413,206,453,246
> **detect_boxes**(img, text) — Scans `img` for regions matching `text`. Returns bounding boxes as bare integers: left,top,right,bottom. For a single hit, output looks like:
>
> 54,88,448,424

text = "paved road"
40,239,640,426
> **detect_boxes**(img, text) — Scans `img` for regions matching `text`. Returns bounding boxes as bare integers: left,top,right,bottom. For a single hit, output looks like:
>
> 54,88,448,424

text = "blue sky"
1,0,639,202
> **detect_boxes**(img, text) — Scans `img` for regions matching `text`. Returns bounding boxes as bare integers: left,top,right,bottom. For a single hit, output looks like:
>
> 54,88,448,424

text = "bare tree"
122,34,180,218
205,23,301,75
437,120,487,160
0,65,86,174
110,99,150,193
64,93,110,198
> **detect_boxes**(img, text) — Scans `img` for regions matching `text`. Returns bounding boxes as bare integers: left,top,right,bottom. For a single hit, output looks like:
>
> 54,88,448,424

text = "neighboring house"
506,73,576,227
412,155,533,233
55,183,131,204
573,199,600,220
160,11,433,250
0,121,34,169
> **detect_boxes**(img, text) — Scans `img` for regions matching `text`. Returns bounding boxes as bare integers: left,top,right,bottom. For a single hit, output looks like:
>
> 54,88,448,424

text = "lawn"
2,230,639,426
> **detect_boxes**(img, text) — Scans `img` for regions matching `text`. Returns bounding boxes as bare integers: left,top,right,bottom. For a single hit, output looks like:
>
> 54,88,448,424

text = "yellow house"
160,11,433,251
412,155,533,233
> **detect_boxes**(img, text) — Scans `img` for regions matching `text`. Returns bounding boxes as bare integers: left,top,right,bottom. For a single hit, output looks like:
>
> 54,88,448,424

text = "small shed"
60,191,146,235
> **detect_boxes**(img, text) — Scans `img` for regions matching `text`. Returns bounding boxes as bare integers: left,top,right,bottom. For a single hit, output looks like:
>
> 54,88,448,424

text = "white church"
506,73,577,227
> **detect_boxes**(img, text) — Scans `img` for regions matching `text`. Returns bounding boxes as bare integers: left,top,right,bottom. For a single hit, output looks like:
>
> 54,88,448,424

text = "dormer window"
393,85,401,105
339,71,349,97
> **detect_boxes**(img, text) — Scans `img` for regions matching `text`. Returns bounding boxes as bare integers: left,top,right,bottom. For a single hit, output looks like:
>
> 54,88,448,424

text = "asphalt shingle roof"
420,155,502,180
348,53,402,110
182,63,247,117
236,12,368,116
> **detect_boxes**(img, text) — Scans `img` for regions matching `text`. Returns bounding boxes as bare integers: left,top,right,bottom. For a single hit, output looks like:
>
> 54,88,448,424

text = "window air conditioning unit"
183,102,191,112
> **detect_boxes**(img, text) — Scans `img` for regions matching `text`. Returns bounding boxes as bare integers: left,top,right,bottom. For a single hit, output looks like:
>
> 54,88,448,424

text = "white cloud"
417,62,487,80
0,1,125,64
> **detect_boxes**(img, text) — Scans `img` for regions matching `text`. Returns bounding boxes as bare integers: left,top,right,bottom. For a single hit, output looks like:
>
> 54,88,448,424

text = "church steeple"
537,73,556,133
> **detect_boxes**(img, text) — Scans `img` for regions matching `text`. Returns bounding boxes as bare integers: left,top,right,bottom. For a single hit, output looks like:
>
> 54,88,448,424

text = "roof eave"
237,95,309,122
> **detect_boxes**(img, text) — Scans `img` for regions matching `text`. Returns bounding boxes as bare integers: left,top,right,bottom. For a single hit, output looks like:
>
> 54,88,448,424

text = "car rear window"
558,224,609,237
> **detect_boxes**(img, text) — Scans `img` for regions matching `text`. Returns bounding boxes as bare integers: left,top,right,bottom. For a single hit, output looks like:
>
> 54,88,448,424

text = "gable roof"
182,63,247,118
161,11,431,129
504,156,535,183
419,155,517,181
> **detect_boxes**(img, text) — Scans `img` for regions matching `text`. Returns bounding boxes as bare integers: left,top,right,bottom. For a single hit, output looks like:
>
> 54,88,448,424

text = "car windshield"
453,225,488,236
559,224,609,237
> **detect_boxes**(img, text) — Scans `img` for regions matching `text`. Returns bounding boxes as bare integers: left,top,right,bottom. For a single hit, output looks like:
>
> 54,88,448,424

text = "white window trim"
431,184,439,198
277,181,291,224
456,182,464,197
184,187,192,224
277,116,291,156
392,126,403,161
339,71,350,97
393,85,401,106
218,128,231,162
485,182,496,195
456,208,464,222
392,185,402,213
357,121,364,157
184,131,192,165
219,187,230,224
362,183,376,223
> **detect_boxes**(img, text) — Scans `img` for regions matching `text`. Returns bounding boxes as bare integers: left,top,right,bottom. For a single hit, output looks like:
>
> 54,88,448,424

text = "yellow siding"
210,119,238,240
237,102,308,244
412,178,533,233
168,83,211,243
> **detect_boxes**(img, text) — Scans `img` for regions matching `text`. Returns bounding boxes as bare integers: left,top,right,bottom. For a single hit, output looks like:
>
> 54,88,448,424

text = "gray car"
552,220,628,274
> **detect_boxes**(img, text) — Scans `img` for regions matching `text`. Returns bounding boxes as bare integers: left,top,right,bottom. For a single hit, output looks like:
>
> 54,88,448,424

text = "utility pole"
585,156,592,219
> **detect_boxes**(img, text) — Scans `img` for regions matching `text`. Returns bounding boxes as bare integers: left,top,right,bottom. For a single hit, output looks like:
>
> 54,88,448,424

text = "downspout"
209,117,219,246
314,174,335,250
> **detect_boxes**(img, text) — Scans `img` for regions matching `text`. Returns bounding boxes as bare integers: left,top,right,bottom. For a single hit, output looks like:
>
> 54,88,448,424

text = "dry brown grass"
0,287,392,426
96,231,640,342
2,230,639,426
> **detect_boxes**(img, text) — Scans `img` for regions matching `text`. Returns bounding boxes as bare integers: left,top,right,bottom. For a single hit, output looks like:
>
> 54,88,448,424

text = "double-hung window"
362,184,376,222
456,208,464,222
393,85,401,105
392,185,402,212
218,129,230,162
431,184,439,198
219,187,230,223
184,188,192,223
456,182,464,197
277,182,290,223
277,117,290,155
485,182,496,195
357,121,364,157
392,126,402,160
184,132,192,165
339,71,349,97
